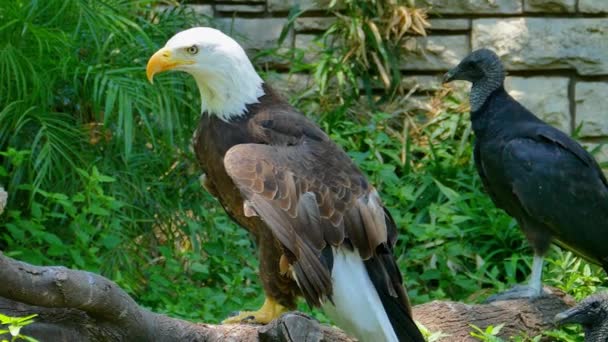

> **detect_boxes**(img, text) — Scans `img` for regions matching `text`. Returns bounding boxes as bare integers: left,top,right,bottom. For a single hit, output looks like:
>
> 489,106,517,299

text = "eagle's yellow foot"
222,297,289,324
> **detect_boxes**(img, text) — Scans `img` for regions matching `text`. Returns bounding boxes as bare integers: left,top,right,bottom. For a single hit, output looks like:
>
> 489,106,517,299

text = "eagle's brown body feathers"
193,84,422,341
193,87,301,308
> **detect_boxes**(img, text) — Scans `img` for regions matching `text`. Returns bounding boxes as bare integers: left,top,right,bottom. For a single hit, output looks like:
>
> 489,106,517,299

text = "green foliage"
541,327,584,342
269,0,430,121
0,313,39,342
545,249,606,300
135,208,261,322
4,165,126,272
317,0,429,98
470,323,504,342
466,323,585,342
0,0,263,322
418,322,451,342
0,0,202,192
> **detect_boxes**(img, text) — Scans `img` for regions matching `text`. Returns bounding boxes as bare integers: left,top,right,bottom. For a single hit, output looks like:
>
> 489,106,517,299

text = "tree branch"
414,288,575,341
0,251,354,341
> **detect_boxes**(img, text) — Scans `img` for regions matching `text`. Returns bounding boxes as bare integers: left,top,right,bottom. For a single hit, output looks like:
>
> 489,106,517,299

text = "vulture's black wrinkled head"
443,49,506,112
555,292,608,342
443,49,504,84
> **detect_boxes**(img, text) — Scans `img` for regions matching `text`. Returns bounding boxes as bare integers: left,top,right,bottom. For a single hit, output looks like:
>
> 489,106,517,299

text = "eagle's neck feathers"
192,56,264,122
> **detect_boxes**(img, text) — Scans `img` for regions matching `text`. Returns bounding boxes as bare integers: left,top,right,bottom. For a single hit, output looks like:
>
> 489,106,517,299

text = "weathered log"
414,287,575,341
0,251,354,341
0,296,354,342
0,249,575,341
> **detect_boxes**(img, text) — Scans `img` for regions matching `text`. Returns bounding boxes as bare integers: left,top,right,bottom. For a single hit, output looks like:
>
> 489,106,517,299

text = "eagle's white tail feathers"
321,248,398,342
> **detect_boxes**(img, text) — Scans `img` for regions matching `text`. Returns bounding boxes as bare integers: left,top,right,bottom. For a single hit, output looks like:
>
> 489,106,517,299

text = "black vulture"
443,48,608,299
555,292,608,341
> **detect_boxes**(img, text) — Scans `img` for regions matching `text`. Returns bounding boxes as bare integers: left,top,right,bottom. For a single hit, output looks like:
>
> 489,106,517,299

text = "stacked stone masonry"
194,0,608,165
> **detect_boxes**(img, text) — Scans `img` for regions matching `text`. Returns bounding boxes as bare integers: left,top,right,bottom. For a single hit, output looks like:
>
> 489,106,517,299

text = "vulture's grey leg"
486,254,546,302
528,254,544,296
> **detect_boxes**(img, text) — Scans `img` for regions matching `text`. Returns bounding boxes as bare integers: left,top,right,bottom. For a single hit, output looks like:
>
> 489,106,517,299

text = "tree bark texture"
414,288,575,341
0,251,575,341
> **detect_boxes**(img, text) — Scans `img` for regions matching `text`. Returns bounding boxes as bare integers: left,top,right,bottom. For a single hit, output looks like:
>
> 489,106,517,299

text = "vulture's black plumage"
556,292,608,341
444,49,608,298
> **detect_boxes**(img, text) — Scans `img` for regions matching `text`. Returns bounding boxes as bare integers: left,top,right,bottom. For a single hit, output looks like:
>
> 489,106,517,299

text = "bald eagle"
147,27,424,342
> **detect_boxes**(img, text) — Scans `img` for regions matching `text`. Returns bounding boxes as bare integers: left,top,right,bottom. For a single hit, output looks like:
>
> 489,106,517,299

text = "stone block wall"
192,0,608,164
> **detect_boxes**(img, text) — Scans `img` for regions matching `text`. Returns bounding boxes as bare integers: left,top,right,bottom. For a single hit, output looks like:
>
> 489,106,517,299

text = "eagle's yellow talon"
222,297,289,324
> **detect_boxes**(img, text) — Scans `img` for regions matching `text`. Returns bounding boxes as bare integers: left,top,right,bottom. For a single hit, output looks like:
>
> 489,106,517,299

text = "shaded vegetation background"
0,0,605,340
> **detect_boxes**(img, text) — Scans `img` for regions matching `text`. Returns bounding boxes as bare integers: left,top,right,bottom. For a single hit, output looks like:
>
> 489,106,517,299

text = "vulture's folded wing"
501,134,608,263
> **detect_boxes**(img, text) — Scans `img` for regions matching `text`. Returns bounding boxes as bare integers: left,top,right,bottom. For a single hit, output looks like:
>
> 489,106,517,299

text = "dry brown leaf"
367,20,383,48
386,12,401,39
371,52,390,89
411,9,430,36
355,25,368,65
411,18,426,36
398,7,412,40
342,45,358,64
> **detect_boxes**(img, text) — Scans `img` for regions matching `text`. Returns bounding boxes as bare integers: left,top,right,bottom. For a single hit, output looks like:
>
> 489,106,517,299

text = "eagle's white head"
146,27,264,121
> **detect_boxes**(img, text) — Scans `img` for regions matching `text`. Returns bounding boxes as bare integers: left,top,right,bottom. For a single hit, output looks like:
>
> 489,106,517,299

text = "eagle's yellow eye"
187,45,198,55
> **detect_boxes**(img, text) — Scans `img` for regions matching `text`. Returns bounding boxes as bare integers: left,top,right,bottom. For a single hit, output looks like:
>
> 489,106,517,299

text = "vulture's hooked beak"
442,67,458,84
146,47,194,84
554,306,588,326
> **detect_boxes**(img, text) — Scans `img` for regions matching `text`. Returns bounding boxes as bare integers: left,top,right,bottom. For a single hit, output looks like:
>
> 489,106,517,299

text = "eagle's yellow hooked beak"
146,47,194,84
